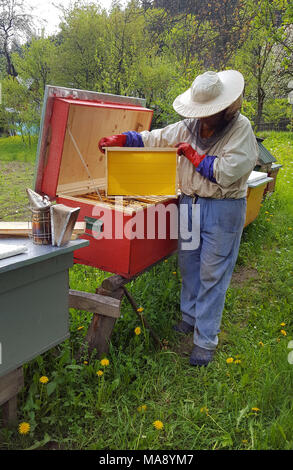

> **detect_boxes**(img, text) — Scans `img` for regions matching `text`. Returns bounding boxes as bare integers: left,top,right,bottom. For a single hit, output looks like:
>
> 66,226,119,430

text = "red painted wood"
57,196,132,275
41,99,70,198
56,97,152,113
38,94,174,277
128,199,178,276
57,196,178,277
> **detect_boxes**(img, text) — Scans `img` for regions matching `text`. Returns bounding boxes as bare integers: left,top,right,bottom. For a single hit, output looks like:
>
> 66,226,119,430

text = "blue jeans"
178,194,246,350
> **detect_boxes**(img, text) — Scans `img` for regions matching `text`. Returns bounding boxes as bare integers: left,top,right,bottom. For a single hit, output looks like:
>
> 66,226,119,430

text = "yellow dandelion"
288,227,292,230
77,326,84,330
280,330,287,336
200,407,209,414
277,337,280,342
100,358,109,367
265,211,269,214
39,376,49,384
137,404,147,412
137,307,144,313
280,322,286,327
164,259,168,263
84,361,88,365
242,439,248,444
251,407,260,412
96,370,103,377
234,359,241,364
259,341,264,347
18,422,30,435
172,271,177,275
226,357,234,364
153,420,164,430
266,218,271,222
134,326,141,336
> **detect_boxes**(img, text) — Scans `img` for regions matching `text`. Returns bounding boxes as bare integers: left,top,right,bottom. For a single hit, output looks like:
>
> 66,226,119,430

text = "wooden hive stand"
68,259,170,358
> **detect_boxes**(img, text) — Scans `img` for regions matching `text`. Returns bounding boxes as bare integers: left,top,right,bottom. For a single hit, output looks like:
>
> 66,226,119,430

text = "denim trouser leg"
178,194,246,350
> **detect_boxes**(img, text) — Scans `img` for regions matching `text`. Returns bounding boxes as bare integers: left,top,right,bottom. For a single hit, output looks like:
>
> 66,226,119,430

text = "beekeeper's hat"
173,70,244,118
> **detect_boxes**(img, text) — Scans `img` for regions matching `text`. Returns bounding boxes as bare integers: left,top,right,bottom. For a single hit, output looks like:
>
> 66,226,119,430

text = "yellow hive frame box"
105,147,179,197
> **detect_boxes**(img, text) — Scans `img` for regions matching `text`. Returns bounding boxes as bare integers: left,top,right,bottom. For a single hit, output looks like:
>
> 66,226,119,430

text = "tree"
54,2,106,89
12,37,57,103
0,0,33,77
234,0,293,129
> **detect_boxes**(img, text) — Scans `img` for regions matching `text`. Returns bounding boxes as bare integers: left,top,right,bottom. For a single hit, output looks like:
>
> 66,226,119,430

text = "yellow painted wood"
244,185,265,227
106,148,178,196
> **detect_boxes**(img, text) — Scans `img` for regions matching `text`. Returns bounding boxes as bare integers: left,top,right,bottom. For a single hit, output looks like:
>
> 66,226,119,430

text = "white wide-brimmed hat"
173,70,244,118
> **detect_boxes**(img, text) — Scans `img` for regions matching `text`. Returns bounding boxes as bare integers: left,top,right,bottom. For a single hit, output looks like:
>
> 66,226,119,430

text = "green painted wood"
0,239,88,274
0,238,89,378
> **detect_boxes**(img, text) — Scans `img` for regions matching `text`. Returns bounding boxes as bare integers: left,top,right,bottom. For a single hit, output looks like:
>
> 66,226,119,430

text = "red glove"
176,143,206,168
98,134,127,153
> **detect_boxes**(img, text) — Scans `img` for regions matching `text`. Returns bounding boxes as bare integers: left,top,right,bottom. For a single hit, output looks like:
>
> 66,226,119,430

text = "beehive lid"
34,86,153,198
256,137,277,165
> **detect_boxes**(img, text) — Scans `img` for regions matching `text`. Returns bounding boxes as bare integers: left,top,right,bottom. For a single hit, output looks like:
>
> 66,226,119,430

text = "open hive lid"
34,86,153,199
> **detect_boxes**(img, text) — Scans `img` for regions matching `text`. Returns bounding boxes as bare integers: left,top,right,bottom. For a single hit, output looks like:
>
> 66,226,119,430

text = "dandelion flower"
134,326,141,335
280,330,287,336
100,358,110,367
77,326,84,330
226,357,234,364
251,407,260,412
18,422,30,434
259,341,264,347
137,307,144,313
234,359,241,364
172,271,177,275
96,370,103,377
153,420,164,430
137,404,147,412
280,322,286,327
84,361,88,365
200,407,209,414
39,376,49,384
164,260,168,263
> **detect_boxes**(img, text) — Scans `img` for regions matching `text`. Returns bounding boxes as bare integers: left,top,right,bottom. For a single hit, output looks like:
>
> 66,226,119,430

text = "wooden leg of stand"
85,314,117,357
0,367,24,427
2,396,18,427
84,287,124,358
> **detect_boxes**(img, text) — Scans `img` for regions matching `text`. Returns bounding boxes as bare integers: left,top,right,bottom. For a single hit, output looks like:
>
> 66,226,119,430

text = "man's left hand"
176,143,206,168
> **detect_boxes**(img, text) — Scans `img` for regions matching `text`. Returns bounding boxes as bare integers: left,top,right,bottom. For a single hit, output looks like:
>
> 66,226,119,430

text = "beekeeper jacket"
140,113,259,199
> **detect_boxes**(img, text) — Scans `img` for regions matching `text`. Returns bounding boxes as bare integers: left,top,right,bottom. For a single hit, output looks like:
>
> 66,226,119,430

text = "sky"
24,0,128,36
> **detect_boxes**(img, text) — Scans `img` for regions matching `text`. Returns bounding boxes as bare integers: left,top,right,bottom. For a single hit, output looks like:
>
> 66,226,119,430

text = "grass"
0,132,292,450
0,135,38,163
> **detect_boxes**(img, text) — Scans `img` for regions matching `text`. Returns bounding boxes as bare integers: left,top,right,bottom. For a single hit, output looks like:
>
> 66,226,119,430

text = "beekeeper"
99,70,259,366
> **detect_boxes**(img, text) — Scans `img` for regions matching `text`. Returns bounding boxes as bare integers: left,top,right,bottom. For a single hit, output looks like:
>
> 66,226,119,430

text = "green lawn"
0,132,292,450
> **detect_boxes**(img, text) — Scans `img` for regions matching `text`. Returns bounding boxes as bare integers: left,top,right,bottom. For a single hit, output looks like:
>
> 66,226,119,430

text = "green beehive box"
0,238,88,378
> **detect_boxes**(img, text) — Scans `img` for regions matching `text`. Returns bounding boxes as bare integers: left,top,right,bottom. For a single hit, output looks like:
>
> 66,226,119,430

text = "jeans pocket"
211,228,240,257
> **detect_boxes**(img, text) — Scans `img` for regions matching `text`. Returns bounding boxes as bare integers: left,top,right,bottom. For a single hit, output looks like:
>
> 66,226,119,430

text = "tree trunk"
255,86,265,131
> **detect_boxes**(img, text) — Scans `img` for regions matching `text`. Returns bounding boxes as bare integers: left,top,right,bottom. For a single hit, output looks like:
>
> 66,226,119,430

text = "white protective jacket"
140,113,259,199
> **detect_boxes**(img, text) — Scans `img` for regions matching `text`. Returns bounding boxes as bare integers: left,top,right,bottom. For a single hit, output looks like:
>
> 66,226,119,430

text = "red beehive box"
35,86,178,278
